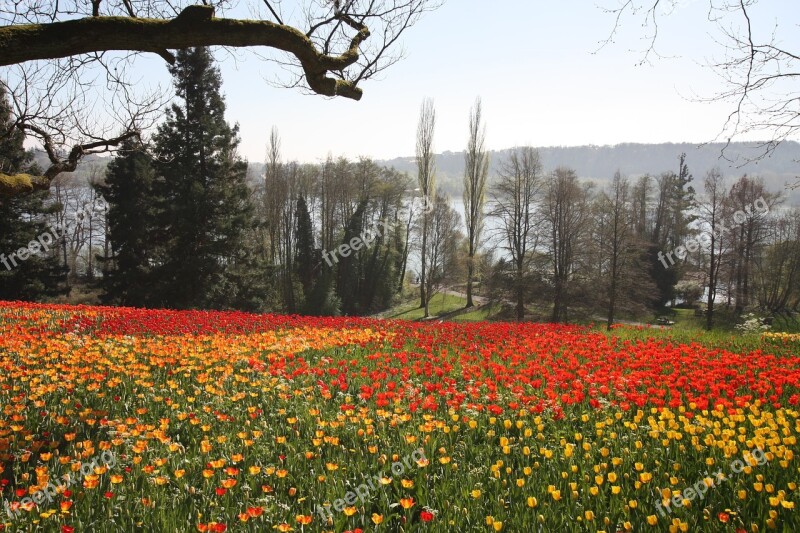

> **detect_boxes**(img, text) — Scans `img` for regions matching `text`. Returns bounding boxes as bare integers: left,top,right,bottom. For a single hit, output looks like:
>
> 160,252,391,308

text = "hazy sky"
145,0,798,163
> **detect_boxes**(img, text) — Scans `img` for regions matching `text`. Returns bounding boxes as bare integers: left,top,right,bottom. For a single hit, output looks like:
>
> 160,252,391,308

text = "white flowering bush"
735,313,772,332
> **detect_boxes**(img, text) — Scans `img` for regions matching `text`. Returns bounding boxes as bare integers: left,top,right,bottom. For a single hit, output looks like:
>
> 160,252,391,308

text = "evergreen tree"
368,223,400,310
0,87,65,300
151,47,256,310
337,199,368,315
303,267,341,316
95,139,159,307
358,209,400,313
670,153,697,250
646,244,679,308
294,195,316,298
650,154,696,307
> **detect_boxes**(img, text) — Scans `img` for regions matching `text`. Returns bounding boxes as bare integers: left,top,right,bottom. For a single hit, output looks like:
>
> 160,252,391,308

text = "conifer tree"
294,195,316,299
0,87,65,300
95,139,158,307
337,199,368,315
151,47,256,309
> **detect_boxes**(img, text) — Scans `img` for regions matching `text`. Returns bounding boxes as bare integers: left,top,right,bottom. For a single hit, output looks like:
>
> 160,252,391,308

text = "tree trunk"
420,213,428,311
706,287,715,330
516,260,525,321
87,216,94,280
706,233,716,331
466,257,474,308
606,281,616,331
552,279,562,323
397,215,412,293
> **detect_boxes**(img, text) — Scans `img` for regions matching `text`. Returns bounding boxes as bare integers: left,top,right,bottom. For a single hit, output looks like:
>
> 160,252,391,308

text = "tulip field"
2,302,800,532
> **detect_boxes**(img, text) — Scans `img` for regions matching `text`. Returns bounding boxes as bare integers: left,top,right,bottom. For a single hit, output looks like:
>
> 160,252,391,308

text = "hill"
380,141,800,199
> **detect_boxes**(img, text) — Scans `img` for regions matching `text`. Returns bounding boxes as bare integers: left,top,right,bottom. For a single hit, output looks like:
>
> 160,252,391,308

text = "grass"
659,307,741,331
452,304,502,322
654,306,800,334
381,292,468,320
593,321,800,357
599,323,759,349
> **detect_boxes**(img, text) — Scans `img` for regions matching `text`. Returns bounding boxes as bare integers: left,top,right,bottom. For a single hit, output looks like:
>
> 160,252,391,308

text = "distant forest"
45,141,799,202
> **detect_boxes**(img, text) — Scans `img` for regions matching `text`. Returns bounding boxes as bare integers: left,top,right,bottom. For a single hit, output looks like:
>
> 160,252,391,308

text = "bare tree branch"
600,0,799,165
262,0,283,25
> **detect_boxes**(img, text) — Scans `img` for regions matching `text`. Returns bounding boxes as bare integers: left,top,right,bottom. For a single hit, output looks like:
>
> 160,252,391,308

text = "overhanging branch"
0,5,368,100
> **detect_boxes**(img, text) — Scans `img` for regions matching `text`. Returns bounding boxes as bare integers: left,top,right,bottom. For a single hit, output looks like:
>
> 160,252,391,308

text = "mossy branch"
0,5,367,100
0,173,50,197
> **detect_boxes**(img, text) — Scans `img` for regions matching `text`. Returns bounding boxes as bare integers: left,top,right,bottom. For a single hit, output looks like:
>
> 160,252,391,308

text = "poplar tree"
462,97,489,308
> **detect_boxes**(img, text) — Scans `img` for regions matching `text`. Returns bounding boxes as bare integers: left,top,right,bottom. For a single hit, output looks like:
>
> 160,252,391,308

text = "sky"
120,0,800,163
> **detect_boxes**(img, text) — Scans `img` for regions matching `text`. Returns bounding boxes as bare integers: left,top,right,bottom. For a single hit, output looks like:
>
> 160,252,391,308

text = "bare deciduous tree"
420,189,460,318
592,171,656,328
462,97,489,308
699,167,730,329
489,146,543,321
396,192,420,293
754,210,800,314
544,167,592,323
726,175,781,313
264,126,283,265
600,172,631,330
